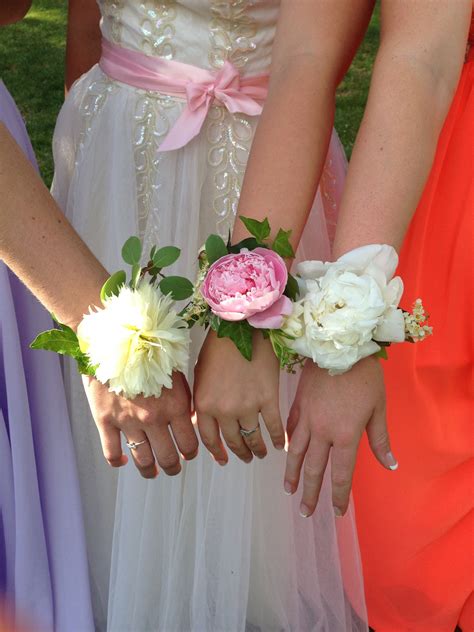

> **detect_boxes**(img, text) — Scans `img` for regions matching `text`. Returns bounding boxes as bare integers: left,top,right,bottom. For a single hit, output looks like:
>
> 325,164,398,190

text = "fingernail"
333,506,343,518
299,504,310,518
385,452,399,471
243,457,253,464
275,443,285,451
217,459,227,466
284,481,293,496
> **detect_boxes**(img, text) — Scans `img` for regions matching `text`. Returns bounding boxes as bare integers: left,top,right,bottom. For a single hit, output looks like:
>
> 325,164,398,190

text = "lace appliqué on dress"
133,93,177,251
138,1,177,58
207,0,258,235
206,107,255,237
100,0,125,44
209,0,258,70
76,75,117,168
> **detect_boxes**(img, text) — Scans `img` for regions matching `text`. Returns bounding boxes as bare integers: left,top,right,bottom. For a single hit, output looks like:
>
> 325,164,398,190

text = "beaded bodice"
98,0,280,75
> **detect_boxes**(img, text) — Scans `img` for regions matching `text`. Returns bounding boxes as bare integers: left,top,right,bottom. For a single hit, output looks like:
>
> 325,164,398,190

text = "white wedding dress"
52,2,368,630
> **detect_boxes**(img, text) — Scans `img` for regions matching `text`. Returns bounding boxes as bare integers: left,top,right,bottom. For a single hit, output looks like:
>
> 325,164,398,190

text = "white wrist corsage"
31,238,195,399
282,244,432,374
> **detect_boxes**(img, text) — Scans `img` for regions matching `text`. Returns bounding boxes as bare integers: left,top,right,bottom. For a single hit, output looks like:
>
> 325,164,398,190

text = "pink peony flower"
201,247,291,329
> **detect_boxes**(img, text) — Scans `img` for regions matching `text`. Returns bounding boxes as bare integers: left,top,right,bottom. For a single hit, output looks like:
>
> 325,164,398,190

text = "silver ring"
239,424,260,438
126,439,148,450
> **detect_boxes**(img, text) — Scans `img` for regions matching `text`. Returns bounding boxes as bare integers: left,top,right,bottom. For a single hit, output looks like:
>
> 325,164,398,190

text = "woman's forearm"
65,0,102,91
333,1,471,257
233,0,375,249
0,125,108,327
233,59,335,248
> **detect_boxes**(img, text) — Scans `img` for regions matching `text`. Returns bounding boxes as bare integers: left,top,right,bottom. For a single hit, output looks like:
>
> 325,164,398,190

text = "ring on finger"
239,423,260,438
126,439,148,450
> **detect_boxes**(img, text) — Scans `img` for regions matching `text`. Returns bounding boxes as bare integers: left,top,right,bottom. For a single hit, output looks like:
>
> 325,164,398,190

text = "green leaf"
131,264,142,289
76,353,97,376
217,319,253,361
240,216,271,243
228,237,260,254
375,346,389,360
100,270,126,302
284,273,299,301
272,228,295,259
205,234,228,265
121,236,142,265
150,245,157,261
159,276,194,301
30,328,80,356
152,246,181,269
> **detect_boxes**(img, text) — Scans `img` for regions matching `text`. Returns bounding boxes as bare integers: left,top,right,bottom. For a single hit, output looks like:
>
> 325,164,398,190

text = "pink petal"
247,295,293,330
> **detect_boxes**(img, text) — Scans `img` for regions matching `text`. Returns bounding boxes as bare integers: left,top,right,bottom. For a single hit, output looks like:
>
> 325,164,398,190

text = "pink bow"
99,39,269,152
160,61,266,151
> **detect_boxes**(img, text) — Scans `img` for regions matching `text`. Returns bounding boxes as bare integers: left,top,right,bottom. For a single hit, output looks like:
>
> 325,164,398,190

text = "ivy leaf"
240,216,271,243
100,270,126,302
159,276,194,301
217,319,253,361
228,237,260,254
121,236,142,265
272,228,295,259
284,273,299,301
131,264,142,289
205,234,228,265
152,246,181,269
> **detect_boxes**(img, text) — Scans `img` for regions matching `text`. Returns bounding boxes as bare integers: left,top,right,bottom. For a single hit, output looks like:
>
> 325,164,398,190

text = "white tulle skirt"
52,65,367,632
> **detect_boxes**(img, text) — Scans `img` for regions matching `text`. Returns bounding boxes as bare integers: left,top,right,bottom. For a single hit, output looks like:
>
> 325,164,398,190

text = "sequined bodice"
98,0,280,74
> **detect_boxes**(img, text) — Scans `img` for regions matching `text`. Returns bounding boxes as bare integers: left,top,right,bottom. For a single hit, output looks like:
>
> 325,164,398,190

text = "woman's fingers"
330,442,358,516
219,417,253,463
170,412,199,461
239,415,267,458
284,419,310,496
300,439,330,518
195,411,228,465
366,404,398,470
145,424,182,476
261,403,286,450
122,427,158,479
96,421,128,468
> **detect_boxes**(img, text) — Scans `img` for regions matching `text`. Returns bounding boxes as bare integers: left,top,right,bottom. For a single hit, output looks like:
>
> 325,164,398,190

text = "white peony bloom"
77,281,190,398
286,245,406,374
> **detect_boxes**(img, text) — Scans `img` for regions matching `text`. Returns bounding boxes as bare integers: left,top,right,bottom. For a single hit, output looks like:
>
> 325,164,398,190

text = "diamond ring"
126,439,148,450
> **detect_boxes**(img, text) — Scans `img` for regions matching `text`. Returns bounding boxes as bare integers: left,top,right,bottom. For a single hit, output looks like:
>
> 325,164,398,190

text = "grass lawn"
0,1,379,186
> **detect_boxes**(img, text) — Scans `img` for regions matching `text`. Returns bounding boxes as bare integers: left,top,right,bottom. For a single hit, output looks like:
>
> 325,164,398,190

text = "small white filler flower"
77,281,190,398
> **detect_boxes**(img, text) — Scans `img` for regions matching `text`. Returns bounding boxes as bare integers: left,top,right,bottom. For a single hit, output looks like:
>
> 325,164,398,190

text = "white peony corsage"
281,244,432,375
31,237,194,399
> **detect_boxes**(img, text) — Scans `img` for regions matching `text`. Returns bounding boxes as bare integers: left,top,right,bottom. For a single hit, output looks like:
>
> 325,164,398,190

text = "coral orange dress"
353,22,474,632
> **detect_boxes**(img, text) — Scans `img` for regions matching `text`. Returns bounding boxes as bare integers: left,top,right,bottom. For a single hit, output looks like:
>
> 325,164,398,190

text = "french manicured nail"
275,443,285,451
385,452,399,471
333,506,343,518
284,481,293,495
299,504,310,518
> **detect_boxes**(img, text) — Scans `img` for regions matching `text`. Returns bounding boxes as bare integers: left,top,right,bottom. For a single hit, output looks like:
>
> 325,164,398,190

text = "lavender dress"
0,80,93,631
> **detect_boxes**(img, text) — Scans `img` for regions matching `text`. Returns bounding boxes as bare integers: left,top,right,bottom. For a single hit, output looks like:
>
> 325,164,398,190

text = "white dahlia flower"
77,281,190,398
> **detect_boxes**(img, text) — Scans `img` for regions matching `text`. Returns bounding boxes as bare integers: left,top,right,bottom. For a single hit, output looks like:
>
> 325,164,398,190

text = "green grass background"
0,1,379,186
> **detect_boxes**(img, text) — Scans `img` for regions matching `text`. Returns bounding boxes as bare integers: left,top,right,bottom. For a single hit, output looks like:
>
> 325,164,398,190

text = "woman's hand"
284,356,397,517
194,330,285,464
82,372,198,478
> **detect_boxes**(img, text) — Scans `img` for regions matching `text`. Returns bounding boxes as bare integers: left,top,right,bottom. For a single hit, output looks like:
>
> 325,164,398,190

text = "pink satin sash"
99,39,269,151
